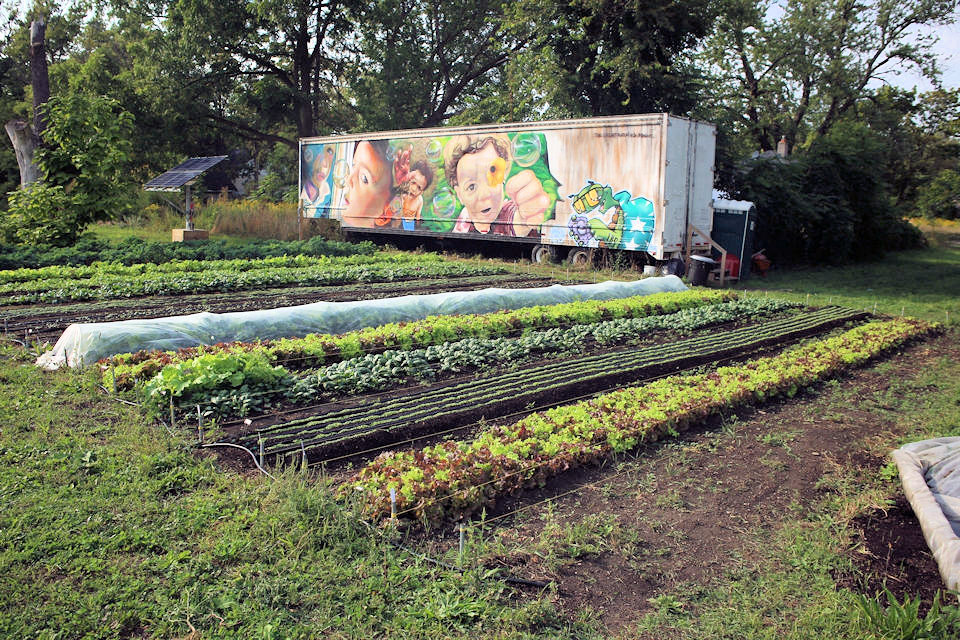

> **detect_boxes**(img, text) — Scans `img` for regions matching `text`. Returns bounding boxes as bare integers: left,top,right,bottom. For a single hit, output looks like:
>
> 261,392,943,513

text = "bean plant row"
345,317,936,524
232,306,863,460
110,289,736,388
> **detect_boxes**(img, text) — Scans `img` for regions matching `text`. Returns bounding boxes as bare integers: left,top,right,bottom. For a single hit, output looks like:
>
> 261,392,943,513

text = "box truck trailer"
298,113,717,266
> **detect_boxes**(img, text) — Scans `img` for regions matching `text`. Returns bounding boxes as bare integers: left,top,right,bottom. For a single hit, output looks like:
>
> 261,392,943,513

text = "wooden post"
687,223,730,287
297,202,303,241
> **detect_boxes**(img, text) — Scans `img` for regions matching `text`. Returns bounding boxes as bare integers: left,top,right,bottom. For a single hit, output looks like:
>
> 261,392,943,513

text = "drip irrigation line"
96,385,142,407
355,518,552,589
200,442,277,480
275,310,855,463
480,467,635,527
274,319,853,466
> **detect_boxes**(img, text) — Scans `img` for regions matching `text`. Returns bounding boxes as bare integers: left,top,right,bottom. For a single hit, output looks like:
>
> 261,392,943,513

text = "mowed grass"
3,224,960,638
633,339,960,639
738,233,960,326
0,345,576,639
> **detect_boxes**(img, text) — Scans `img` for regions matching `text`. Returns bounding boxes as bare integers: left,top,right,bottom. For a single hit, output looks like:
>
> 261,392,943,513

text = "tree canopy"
0,0,958,251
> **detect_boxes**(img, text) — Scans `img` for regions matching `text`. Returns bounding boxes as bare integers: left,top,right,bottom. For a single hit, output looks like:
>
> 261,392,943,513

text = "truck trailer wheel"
531,244,559,264
566,248,594,267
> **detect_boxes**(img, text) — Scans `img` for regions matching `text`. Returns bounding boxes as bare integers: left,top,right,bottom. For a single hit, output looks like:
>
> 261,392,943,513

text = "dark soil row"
231,307,867,465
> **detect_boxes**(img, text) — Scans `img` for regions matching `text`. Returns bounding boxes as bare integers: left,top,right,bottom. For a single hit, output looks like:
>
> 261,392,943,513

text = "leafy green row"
345,317,936,523
165,297,798,420
0,251,439,286
3,261,502,306
0,234,377,270
237,306,862,459
114,289,735,389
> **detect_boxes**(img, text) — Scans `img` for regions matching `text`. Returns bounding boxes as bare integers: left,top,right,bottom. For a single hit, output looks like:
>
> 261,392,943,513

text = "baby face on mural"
445,134,549,236
451,139,507,231
343,140,392,228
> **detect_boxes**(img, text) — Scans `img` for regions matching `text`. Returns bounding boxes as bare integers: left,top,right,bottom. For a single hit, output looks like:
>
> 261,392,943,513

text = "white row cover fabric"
892,437,960,593
36,276,688,369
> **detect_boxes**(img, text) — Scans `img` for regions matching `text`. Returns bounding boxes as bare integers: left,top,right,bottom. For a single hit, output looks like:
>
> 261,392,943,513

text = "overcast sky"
885,20,960,91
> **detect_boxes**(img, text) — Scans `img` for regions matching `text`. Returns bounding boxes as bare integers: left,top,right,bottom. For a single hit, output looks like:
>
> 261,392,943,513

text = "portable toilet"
711,191,757,281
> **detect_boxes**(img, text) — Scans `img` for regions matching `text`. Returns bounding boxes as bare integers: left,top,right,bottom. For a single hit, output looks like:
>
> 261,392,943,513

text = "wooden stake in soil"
459,523,466,568
259,436,265,469
196,405,203,444
300,439,308,471
390,488,397,519
169,394,176,428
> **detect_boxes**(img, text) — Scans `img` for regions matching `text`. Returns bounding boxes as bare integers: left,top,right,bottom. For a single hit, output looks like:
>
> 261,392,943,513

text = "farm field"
0,236,958,638
5,272,562,344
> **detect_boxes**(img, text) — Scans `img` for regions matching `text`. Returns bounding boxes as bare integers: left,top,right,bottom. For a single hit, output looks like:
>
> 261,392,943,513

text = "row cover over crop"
39,277,689,369
233,305,864,461
346,317,936,523
114,287,732,389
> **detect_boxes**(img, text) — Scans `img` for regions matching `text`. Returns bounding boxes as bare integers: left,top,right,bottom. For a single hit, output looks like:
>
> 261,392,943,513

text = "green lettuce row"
5,261,502,306
244,305,859,457
344,317,936,524
0,251,434,285
111,289,736,389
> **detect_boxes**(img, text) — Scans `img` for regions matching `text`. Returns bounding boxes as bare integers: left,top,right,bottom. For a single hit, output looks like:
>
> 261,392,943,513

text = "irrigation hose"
200,442,277,481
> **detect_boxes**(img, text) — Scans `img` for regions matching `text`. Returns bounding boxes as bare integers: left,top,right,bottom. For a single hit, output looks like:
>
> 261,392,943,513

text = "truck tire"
567,248,594,267
531,244,559,264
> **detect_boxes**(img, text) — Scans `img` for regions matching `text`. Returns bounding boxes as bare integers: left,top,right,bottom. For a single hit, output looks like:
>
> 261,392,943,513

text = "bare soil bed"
406,331,957,635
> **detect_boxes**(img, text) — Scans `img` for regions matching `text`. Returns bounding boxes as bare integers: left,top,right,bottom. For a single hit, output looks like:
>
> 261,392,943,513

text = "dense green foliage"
916,169,960,219
0,235,375,270
1,94,137,245
728,122,927,264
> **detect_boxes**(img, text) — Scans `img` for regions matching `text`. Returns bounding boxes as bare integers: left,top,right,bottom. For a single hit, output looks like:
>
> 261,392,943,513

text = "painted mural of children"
300,146,334,205
444,134,550,237
399,161,433,231
343,140,393,228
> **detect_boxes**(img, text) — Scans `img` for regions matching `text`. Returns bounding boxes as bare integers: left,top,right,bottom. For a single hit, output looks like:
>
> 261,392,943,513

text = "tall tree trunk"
31,19,49,138
5,19,49,187
4,120,40,186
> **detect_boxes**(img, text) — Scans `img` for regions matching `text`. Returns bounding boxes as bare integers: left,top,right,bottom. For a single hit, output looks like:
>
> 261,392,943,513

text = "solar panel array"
144,156,228,191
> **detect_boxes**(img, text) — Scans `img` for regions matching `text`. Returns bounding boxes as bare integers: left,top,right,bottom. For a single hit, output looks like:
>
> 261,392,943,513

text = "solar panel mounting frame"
143,155,228,192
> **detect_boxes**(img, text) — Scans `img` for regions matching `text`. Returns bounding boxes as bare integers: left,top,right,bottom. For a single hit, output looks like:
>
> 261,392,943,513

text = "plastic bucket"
688,255,716,286
642,265,658,276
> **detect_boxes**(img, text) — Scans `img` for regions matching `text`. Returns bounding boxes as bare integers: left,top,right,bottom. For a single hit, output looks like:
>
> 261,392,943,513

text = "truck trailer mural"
299,114,715,261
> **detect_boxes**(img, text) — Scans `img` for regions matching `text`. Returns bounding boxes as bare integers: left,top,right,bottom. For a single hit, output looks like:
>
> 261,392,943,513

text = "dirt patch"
838,496,945,612
431,332,960,634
